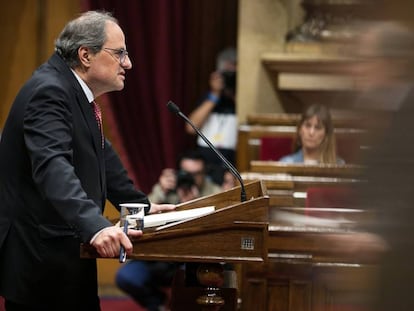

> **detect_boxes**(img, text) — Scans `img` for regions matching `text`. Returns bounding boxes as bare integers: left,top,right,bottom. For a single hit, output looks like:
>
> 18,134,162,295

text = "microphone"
167,100,246,202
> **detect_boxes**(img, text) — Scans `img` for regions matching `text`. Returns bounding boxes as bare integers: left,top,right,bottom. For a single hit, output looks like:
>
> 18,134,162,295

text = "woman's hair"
55,11,118,68
295,104,338,164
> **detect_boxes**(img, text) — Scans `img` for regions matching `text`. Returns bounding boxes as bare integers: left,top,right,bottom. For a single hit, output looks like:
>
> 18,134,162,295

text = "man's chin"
115,83,125,91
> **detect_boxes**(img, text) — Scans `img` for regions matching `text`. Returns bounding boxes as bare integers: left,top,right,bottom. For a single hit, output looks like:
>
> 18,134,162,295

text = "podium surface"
81,180,269,263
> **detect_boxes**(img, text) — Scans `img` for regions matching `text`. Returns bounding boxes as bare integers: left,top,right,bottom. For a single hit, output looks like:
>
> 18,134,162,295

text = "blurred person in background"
148,149,222,204
186,48,237,186
352,21,414,112
351,20,414,311
221,168,238,191
279,104,345,164
116,149,221,311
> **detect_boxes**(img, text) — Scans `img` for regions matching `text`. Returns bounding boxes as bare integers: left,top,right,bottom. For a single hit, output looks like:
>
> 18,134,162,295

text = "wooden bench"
247,110,391,126
240,171,363,207
236,124,369,171
246,111,368,128
249,161,365,177
241,206,381,311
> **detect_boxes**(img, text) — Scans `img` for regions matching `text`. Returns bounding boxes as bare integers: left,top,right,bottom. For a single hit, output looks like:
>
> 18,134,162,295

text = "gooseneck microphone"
167,100,246,202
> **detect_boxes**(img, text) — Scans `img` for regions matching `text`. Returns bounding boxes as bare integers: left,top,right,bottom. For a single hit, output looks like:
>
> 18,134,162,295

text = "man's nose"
122,55,132,69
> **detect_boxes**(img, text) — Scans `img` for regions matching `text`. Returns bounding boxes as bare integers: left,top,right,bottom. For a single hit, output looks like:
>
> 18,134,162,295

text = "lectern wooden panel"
81,180,269,264
80,180,382,311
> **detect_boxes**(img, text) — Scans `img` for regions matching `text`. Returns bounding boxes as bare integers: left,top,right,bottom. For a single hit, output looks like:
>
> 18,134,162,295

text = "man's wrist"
90,227,108,244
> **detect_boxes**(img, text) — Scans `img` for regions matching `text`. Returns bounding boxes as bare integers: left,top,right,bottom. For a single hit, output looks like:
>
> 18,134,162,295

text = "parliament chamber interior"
1,0,414,310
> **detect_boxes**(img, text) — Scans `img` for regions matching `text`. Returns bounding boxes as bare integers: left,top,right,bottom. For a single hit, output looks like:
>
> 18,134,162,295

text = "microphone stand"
167,101,246,202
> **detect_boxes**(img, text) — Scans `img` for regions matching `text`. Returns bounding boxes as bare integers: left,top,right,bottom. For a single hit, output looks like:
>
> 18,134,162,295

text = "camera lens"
176,170,195,190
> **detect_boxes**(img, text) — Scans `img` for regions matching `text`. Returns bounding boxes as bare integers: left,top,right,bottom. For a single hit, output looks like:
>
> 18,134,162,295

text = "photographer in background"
186,48,237,186
116,149,221,310
147,149,222,204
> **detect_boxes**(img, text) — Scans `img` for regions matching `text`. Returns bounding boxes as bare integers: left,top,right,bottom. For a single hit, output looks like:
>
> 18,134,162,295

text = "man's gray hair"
55,11,118,68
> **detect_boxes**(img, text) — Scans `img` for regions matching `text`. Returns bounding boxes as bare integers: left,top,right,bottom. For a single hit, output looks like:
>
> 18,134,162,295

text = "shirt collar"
71,69,94,103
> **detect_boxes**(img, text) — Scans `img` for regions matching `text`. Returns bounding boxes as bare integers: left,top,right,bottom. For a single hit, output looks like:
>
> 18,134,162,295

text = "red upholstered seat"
306,186,355,209
305,186,357,219
259,137,294,161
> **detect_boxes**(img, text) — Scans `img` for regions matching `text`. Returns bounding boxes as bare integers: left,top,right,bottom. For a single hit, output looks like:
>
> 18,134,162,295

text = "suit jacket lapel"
49,53,106,199
48,53,103,156
79,97,104,155
77,94,106,196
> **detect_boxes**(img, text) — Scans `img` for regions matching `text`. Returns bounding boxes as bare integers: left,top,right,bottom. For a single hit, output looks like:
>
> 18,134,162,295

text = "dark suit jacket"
0,53,150,310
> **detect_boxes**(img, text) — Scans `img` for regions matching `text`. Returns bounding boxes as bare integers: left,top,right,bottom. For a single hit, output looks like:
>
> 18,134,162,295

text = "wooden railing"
236,124,368,171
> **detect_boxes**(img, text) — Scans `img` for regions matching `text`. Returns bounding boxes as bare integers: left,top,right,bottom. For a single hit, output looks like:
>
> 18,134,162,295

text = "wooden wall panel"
0,0,38,129
267,283,289,311
242,261,377,311
241,277,268,311
0,0,80,130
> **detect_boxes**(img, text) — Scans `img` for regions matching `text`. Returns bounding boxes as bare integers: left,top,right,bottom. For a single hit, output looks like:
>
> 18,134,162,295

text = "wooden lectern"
81,180,270,310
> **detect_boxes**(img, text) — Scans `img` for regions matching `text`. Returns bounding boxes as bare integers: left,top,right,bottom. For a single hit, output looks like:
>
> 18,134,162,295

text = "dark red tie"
91,101,104,148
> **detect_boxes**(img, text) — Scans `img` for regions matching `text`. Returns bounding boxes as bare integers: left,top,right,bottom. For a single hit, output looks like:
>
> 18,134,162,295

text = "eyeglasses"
102,47,129,65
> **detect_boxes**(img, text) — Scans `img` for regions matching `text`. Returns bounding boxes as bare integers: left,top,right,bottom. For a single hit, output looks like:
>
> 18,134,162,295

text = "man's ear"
78,46,92,67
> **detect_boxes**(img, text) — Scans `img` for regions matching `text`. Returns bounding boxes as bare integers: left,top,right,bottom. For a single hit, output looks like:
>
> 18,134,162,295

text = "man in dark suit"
0,11,174,311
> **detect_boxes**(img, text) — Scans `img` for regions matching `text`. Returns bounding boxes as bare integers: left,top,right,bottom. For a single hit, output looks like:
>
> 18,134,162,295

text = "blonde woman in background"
279,104,344,164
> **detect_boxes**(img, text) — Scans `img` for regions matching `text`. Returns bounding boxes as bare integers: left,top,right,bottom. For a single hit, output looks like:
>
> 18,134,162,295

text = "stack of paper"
144,206,215,228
